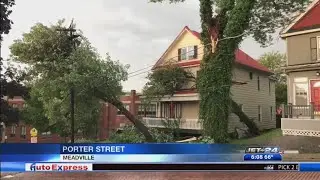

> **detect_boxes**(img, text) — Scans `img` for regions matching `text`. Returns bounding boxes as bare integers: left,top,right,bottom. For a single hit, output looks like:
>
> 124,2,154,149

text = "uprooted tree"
9,20,154,142
150,0,310,142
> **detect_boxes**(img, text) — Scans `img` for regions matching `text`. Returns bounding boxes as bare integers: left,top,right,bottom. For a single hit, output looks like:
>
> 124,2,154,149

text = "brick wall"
1,91,142,143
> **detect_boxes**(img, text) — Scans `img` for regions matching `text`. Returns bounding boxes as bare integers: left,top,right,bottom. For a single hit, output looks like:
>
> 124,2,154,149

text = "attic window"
178,46,198,61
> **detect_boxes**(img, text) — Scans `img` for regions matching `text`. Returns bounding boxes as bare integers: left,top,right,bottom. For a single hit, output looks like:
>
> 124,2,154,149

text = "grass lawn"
230,129,282,145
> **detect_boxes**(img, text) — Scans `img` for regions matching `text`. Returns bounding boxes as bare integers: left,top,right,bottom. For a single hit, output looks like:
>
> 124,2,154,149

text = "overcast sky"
1,0,285,92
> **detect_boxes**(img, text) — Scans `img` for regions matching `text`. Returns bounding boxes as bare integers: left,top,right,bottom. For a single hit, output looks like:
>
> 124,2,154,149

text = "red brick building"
1,90,156,143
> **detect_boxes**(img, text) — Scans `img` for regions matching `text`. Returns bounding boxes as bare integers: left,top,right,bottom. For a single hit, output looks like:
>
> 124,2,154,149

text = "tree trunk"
231,99,260,136
117,104,154,142
94,89,154,142
1,122,6,143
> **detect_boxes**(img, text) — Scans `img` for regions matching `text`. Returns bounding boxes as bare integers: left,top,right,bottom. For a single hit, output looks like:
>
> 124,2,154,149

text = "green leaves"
249,0,310,46
259,51,287,105
143,63,195,100
259,51,286,84
9,20,130,138
0,0,15,41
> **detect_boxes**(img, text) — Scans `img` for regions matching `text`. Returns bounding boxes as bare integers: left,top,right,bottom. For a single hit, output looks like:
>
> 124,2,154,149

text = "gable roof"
152,26,205,69
153,26,271,73
281,0,320,37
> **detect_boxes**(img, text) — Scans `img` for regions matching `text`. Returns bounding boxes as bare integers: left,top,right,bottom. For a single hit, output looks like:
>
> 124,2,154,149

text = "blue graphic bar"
0,144,242,154
300,163,320,172
0,154,244,162
243,154,282,161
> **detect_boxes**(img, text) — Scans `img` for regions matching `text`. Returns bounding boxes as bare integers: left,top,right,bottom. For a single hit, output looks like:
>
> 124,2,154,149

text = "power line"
127,32,246,78
128,45,207,75
127,15,284,77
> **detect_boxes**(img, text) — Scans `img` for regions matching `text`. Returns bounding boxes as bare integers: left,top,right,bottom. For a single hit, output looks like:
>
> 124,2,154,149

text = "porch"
281,104,320,137
142,117,201,130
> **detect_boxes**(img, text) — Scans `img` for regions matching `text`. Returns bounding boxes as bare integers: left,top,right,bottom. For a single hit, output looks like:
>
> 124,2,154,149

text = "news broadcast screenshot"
1,0,320,179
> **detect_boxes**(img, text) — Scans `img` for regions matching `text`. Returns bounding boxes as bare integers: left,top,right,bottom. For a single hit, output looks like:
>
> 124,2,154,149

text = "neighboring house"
143,26,276,133
1,92,156,142
112,90,157,130
280,0,320,137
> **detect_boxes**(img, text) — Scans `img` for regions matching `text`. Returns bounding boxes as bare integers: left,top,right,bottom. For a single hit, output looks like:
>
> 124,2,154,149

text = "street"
2,172,320,180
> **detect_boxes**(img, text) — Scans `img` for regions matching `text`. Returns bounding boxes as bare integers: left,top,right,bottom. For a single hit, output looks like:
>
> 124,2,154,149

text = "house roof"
153,26,271,73
281,0,320,37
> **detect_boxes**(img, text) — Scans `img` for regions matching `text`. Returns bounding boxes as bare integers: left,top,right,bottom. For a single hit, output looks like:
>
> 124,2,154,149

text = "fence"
281,103,320,119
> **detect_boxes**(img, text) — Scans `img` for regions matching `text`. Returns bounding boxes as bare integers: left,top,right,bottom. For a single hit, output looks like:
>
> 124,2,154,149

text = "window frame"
249,72,253,80
258,105,262,122
10,125,16,137
145,104,156,117
293,82,309,105
138,104,145,116
180,47,187,60
179,46,196,61
257,76,260,91
20,126,26,138
317,36,320,61
187,46,194,59
268,79,271,95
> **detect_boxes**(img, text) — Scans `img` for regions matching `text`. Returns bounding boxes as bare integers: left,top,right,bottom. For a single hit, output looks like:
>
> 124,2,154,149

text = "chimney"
130,90,136,116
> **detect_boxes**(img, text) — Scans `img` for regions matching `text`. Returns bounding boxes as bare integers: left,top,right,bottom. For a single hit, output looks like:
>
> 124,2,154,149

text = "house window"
258,105,262,122
257,76,260,91
11,125,16,137
317,36,320,60
180,47,187,60
294,83,308,105
270,106,273,121
20,126,26,138
138,104,145,116
249,72,253,80
12,104,18,108
178,46,197,61
117,104,130,115
269,80,271,95
145,104,156,117
41,131,51,135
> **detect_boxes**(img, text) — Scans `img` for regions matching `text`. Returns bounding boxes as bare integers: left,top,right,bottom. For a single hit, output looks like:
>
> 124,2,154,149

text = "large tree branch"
231,99,260,136
93,88,154,142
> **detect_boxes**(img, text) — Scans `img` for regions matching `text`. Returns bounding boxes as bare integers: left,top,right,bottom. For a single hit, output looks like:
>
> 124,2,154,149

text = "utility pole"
56,20,79,143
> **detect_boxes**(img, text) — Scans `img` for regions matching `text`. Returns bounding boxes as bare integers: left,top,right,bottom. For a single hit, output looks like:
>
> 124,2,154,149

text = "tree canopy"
0,0,15,41
143,63,195,99
10,20,153,141
259,51,287,105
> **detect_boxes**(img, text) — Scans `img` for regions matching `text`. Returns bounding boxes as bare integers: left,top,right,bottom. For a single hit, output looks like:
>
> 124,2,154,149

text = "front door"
310,80,320,111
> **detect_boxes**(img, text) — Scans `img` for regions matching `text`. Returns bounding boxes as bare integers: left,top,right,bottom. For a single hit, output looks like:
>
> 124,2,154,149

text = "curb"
2,175,15,179
283,150,299,154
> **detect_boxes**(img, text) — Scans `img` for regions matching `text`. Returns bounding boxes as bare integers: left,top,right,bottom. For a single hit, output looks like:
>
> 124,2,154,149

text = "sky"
1,0,286,92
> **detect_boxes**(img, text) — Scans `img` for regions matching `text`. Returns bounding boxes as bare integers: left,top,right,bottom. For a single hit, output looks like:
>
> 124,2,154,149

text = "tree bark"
231,99,260,136
115,102,154,142
94,89,154,142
